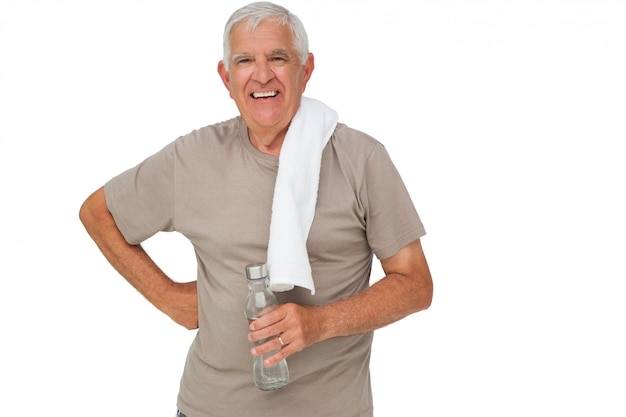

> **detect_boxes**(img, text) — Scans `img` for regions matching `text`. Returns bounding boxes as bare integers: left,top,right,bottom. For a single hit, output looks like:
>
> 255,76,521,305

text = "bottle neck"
247,277,269,291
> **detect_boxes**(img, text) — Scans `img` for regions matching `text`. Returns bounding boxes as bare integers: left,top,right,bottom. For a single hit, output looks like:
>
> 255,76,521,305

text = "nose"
252,59,274,85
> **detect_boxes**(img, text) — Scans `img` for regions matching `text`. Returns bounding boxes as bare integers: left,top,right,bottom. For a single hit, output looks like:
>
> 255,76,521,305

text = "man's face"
218,20,314,142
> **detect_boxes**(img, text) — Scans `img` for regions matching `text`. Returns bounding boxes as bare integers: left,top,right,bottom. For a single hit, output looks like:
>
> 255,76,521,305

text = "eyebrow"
268,49,291,58
231,49,292,63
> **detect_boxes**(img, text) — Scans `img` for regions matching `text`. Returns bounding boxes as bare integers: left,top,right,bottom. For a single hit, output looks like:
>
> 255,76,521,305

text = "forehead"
230,19,295,53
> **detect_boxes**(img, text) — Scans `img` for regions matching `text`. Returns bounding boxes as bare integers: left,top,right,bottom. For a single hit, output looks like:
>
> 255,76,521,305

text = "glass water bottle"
244,262,289,391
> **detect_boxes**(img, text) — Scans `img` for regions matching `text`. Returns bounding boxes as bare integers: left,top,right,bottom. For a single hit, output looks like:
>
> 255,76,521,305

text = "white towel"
267,97,338,295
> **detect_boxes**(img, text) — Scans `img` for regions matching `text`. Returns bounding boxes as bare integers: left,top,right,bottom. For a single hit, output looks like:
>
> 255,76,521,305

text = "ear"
303,53,315,85
217,61,232,95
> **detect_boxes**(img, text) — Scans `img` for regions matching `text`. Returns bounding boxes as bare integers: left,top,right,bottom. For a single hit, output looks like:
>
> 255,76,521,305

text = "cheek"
228,71,250,95
297,75,308,93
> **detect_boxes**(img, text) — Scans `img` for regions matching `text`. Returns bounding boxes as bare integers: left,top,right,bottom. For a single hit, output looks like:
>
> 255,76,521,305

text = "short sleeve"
363,144,426,260
104,142,176,245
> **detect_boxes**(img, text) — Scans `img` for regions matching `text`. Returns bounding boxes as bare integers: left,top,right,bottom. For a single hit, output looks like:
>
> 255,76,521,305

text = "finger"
250,335,286,357
264,343,291,367
248,307,285,331
248,321,284,343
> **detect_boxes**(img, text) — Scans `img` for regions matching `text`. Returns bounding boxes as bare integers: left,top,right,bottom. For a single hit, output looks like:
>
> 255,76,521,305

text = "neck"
248,127,288,156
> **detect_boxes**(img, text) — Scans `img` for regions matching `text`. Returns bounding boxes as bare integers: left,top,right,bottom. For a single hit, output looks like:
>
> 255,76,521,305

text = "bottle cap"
245,262,268,280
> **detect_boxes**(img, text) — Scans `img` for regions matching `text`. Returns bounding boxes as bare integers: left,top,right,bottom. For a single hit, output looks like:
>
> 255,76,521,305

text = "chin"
249,111,286,128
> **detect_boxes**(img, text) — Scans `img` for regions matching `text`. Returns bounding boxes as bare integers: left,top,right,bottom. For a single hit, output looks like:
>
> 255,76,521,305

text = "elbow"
417,278,433,312
79,194,97,231
78,198,89,227
424,280,434,311
78,186,105,234
411,272,433,313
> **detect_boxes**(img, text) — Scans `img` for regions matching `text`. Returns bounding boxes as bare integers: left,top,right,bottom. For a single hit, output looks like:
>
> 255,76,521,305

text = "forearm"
79,187,197,328
318,269,432,340
249,240,432,366
319,239,432,340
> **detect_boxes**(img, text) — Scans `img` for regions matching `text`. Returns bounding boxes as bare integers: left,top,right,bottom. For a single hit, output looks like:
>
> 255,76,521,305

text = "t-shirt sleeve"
363,143,426,260
104,142,176,245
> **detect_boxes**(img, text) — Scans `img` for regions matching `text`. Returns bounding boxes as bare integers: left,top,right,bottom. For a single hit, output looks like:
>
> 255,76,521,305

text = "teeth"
252,91,277,98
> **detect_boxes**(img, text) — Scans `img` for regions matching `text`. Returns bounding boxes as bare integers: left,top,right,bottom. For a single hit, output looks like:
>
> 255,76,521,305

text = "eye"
269,55,289,64
234,57,253,66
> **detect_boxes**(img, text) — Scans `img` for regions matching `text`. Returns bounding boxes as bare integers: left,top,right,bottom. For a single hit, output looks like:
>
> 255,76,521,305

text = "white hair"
222,2,309,71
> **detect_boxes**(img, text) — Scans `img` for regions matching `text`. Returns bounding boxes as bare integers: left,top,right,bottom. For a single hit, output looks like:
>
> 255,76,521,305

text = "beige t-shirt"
105,116,425,417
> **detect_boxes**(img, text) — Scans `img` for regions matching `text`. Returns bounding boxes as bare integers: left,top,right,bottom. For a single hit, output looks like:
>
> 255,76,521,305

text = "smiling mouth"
251,91,278,99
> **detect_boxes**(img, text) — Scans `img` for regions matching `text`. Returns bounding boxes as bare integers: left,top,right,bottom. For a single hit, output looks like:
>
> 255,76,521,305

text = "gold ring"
278,336,285,347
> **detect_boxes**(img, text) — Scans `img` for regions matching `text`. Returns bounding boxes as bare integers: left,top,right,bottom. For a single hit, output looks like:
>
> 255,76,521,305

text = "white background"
1,0,625,415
